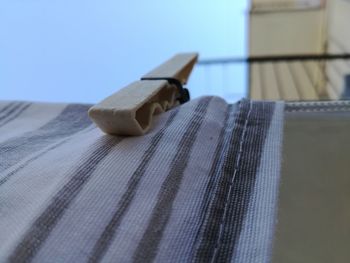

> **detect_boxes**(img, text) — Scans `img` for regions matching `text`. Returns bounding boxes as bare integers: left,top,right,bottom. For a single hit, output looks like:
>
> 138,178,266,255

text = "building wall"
251,0,324,11
249,2,326,100
326,0,350,99
249,9,325,55
248,0,350,100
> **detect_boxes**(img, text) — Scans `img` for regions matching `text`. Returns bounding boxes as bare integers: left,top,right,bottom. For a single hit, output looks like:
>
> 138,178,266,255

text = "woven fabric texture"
0,96,284,263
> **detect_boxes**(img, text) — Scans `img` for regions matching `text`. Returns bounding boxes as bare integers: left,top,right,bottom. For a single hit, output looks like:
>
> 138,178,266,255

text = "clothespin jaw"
88,53,198,136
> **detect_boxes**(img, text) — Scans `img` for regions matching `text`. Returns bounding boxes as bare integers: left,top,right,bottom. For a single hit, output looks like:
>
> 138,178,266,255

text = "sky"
0,0,249,103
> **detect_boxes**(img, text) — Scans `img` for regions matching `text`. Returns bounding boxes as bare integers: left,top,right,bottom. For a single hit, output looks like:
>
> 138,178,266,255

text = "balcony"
195,53,350,101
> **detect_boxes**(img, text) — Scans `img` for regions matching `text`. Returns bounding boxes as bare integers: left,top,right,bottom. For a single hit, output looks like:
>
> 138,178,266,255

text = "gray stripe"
0,102,18,117
0,104,92,176
8,135,123,263
0,125,95,186
232,102,284,263
189,104,234,257
193,100,275,262
214,102,274,262
0,103,32,128
194,102,248,262
0,102,28,124
88,109,180,263
132,97,212,263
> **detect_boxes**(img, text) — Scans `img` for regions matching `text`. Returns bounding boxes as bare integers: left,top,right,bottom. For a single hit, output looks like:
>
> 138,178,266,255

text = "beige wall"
325,0,350,99
248,0,350,100
249,9,325,55
251,0,324,11
249,5,326,100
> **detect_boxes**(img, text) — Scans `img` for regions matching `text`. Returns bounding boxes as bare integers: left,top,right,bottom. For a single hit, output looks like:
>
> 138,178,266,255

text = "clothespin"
88,53,198,136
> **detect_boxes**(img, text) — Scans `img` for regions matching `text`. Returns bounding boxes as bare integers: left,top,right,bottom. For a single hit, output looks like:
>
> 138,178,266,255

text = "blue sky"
0,0,248,103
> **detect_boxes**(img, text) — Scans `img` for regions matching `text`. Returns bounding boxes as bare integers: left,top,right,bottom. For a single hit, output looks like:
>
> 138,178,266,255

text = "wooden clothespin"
88,53,198,136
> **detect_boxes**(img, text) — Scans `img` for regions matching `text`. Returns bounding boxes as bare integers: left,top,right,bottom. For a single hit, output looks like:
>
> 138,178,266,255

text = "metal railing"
195,53,350,101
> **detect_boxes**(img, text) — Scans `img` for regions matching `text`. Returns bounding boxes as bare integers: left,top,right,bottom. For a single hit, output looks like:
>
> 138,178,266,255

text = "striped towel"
0,96,284,263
